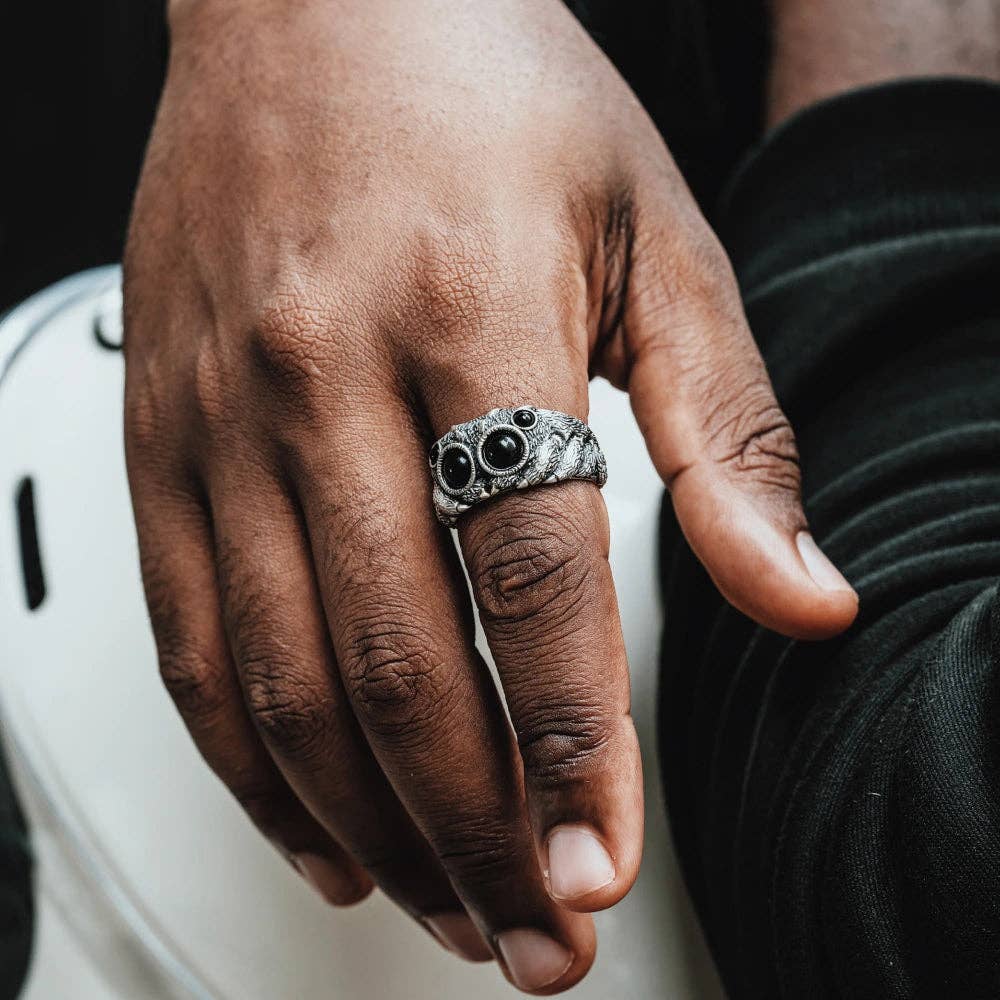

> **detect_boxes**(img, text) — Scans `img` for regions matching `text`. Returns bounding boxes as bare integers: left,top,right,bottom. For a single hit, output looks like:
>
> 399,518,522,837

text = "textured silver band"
429,406,607,526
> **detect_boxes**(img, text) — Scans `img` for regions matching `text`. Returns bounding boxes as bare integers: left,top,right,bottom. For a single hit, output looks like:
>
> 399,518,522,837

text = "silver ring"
429,406,607,526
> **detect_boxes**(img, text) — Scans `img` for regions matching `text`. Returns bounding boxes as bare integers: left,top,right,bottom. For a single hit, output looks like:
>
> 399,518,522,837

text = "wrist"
768,0,1000,126
166,0,337,44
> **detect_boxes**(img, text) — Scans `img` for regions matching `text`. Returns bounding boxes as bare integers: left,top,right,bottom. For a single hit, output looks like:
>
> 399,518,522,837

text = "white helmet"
0,268,710,1000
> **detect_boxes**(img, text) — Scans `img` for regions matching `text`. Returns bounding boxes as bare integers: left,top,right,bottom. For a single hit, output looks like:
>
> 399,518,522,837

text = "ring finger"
203,448,493,961
123,443,370,905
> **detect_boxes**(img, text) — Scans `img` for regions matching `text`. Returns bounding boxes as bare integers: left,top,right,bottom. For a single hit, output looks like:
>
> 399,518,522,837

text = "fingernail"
495,929,573,991
796,531,854,592
292,852,357,905
546,825,615,900
424,912,494,962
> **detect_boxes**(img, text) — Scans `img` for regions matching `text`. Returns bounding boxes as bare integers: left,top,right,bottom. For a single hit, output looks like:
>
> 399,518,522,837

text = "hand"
124,0,857,992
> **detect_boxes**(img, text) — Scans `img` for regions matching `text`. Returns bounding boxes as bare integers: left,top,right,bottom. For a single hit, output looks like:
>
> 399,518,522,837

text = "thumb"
621,214,857,640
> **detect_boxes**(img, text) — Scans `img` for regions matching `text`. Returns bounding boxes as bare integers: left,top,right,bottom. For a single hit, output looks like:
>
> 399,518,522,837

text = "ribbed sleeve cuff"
719,77,1000,296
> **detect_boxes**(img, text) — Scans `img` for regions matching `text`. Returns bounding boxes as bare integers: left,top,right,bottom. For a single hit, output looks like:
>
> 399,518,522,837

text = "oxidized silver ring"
429,406,608,526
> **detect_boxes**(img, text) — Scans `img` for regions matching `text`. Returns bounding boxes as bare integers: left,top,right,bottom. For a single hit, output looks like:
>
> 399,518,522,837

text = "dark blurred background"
0,0,765,315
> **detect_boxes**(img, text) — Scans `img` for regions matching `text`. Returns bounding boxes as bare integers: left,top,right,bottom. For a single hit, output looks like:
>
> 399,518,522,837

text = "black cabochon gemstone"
513,409,536,428
441,447,473,489
429,443,440,466
483,429,525,470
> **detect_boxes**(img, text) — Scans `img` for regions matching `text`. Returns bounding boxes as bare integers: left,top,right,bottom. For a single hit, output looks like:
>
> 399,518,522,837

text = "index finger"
428,388,643,914
462,481,643,912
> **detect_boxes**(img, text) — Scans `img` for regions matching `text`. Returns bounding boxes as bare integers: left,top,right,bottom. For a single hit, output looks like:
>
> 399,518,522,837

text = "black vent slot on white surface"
15,477,45,610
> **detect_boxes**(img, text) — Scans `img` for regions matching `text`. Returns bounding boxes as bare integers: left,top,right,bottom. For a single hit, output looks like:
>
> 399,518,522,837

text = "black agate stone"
440,447,473,489
483,429,525,470
513,408,536,428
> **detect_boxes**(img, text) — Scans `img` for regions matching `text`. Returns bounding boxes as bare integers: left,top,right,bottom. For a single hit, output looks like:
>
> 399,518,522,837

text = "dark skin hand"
124,0,857,993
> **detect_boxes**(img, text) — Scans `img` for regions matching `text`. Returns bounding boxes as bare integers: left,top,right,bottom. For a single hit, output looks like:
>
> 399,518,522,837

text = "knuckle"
517,708,613,790
157,644,231,725
215,536,338,762
405,216,566,362
468,496,594,626
125,374,182,468
705,382,801,494
342,616,456,742
241,652,335,763
413,219,505,331
124,383,161,455
311,498,465,745
248,293,331,399
734,414,801,492
191,345,231,431
434,823,525,890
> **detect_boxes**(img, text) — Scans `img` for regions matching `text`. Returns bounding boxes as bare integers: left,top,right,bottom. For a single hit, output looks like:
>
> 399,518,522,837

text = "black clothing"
0,0,167,314
0,751,30,1000
660,78,1000,998
566,0,767,207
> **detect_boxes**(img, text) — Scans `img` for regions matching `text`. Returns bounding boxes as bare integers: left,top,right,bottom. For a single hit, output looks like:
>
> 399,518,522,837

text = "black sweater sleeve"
658,78,1000,999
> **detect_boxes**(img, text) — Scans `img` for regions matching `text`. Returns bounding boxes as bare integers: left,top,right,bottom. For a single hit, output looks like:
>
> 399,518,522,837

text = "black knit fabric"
0,749,31,1000
659,78,1000,999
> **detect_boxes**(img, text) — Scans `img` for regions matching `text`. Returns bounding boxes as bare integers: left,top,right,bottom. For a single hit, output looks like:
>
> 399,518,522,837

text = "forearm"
767,0,1000,125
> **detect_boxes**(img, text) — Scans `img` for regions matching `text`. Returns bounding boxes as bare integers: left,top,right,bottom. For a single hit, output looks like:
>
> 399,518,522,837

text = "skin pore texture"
768,0,1000,125
128,0,857,993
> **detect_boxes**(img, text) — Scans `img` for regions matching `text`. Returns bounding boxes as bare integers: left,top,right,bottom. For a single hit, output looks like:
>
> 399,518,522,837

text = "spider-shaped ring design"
429,406,607,526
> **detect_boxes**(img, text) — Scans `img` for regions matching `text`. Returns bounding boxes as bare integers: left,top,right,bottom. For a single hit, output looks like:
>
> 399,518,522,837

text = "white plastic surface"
0,269,723,1000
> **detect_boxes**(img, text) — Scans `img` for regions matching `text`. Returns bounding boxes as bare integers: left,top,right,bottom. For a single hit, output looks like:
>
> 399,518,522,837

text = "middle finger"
290,393,596,995
203,448,489,960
